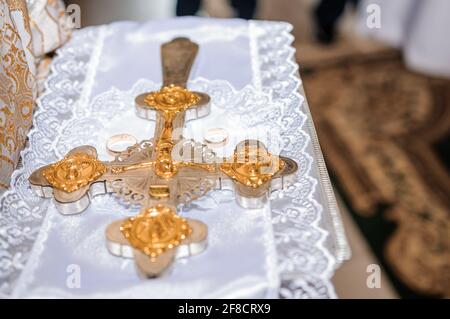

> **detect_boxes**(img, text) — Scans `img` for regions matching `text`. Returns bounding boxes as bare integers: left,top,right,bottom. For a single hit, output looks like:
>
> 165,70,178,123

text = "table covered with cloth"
0,17,349,298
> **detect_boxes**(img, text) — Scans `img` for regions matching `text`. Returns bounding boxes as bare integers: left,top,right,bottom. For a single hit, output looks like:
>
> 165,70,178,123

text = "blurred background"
66,0,450,298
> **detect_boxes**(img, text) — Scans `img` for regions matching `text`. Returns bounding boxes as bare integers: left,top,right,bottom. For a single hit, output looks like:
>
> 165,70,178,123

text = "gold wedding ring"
203,128,229,147
106,134,138,156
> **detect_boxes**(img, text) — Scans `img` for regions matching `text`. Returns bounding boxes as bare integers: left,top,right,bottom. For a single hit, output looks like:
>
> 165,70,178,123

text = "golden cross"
28,38,298,277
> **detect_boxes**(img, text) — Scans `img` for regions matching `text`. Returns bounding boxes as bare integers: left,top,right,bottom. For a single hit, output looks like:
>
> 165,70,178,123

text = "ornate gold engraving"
29,37,300,279
120,204,192,258
30,38,298,210
110,161,154,174
149,184,170,199
143,85,203,179
220,144,285,188
144,85,199,113
42,152,106,192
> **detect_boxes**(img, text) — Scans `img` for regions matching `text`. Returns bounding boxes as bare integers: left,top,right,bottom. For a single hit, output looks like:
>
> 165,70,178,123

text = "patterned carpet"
302,50,450,298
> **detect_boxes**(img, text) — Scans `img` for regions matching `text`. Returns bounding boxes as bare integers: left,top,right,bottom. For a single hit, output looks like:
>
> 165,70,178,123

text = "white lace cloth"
0,17,349,298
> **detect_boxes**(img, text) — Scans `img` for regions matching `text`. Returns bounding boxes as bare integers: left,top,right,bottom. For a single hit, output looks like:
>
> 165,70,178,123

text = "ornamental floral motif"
120,204,192,258
42,152,107,192
144,85,200,113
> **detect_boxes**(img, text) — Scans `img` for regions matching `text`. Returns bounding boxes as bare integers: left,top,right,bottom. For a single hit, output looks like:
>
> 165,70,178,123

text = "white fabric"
0,18,348,298
358,0,450,78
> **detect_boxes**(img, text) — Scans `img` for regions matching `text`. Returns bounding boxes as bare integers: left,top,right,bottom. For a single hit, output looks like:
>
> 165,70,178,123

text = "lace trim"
10,205,55,298
0,26,103,297
250,21,349,298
